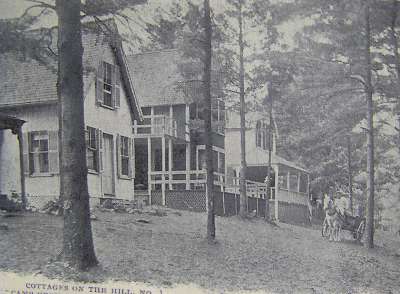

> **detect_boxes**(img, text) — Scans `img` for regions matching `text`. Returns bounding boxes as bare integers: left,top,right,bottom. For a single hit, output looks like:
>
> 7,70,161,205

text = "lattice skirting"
150,189,310,225
26,195,57,210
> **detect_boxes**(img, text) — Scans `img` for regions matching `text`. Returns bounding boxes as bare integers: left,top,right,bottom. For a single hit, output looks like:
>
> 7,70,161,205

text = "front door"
102,134,115,196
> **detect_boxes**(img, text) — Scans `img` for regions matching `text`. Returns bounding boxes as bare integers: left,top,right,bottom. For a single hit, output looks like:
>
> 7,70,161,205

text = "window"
96,61,120,109
24,130,58,175
256,121,262,147
256,121,272,150
103,62,113,107
117,135,133,178
86,126,98,172
30,131,49,173
120,136,130,177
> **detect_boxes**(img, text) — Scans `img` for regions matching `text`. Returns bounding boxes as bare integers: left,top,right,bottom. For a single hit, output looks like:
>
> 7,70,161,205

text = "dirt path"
1,209,399,293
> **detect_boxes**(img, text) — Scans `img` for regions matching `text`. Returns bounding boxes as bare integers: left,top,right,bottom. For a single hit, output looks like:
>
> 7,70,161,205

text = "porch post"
162,136,166,205
186,143,190,190
307,173,310,199
185,104,191,190
287,170,290,192
133,119,137,135
147,137,152,205
169,105,174,136
150,107,154,134
274,164,279,222
297,172,301,193
168,138,173,190
17,127,27,210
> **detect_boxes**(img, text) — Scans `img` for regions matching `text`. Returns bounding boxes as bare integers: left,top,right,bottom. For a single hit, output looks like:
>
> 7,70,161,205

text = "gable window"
256,121,263,148
256,121,272,150
23,130,59,176
103,62,113,107
96,61,120,109
85,126,99,172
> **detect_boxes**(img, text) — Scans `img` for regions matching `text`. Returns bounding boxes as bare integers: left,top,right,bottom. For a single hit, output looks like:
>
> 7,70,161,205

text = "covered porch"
0,112,26,208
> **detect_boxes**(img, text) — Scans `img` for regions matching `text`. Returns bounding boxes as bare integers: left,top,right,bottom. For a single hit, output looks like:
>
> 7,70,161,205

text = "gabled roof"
225,110,271,129
126,49,191,107
127,49,225,108
0,20,142,121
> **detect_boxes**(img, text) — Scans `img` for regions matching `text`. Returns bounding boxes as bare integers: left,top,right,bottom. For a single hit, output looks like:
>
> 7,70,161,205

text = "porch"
0,113,26,208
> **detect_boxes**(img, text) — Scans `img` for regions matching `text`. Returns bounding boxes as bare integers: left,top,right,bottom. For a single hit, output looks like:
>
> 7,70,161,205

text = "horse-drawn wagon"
322,212,366,242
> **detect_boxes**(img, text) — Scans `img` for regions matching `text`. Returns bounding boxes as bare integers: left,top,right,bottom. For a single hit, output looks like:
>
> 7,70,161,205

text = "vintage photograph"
0,0,400,293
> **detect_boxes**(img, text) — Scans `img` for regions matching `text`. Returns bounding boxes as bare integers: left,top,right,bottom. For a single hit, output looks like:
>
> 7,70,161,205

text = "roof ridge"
128,48,179,58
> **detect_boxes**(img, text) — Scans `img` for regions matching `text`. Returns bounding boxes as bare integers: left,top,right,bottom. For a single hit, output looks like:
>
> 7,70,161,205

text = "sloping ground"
0,208,399,293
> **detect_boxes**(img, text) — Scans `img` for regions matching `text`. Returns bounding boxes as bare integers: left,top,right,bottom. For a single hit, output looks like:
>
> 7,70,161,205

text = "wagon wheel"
322,217,330,238
356,219,365,242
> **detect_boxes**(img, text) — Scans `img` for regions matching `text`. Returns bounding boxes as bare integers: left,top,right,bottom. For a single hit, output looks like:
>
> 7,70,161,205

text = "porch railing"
133,115,177,137
148,169,308,206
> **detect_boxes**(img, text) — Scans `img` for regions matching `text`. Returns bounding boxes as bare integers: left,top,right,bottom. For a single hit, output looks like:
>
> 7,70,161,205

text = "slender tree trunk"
389,0,400,182
238,0,247,217
56,0,98,269
265,84,273,220
203,0,215,241
364,2,375,249
347,135,353,214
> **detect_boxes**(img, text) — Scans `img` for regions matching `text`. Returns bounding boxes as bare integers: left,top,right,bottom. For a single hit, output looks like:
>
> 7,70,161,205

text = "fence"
150,189,310,225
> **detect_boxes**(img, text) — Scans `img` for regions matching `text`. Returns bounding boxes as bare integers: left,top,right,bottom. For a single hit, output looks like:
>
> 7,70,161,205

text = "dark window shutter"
96,61,104,105
130,137,135,179
113,65,121,108
98,130,103,172
22,132,30,175
116,134,121,178
48,130,59,174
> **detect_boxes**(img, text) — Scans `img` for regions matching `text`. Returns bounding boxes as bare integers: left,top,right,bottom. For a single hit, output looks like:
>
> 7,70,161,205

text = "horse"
322,197,342,242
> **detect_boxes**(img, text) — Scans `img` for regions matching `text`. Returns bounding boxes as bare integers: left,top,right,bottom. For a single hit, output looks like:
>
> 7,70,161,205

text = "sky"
0,0,305,103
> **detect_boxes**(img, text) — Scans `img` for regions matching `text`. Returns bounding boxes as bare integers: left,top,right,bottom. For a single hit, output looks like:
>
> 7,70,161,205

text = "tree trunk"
389,0,400,191
203,0,215,241
364,2,375,249
347,135,353,214
238,0,247,217
56,0,98,269
265,84,273,220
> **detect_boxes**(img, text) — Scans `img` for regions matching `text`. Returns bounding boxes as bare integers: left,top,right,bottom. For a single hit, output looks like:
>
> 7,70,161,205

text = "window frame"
29,131,50,175
85,126,99,173
102,62,113,108
120,135,130,177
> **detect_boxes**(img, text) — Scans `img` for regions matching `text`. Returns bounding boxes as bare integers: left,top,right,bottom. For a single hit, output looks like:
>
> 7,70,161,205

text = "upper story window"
96,61,121,109
190,99,225,134
256,120,272,150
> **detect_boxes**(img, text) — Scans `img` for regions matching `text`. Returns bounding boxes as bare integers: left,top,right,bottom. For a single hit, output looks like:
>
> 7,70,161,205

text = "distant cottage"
225,111,311,223
126,49,226,208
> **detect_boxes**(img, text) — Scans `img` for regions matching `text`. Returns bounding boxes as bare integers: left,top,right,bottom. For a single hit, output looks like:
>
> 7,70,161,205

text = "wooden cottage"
0,23,142,208
225,110,311,223
127,49,226,208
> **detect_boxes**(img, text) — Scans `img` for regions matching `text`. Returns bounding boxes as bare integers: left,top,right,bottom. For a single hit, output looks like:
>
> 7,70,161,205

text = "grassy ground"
0,207,399,293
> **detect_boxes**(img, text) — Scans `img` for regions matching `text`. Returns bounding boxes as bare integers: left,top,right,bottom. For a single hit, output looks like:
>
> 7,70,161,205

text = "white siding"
0,44,137,206
225,128,270,169
0,105,59,204
84,45,135,201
